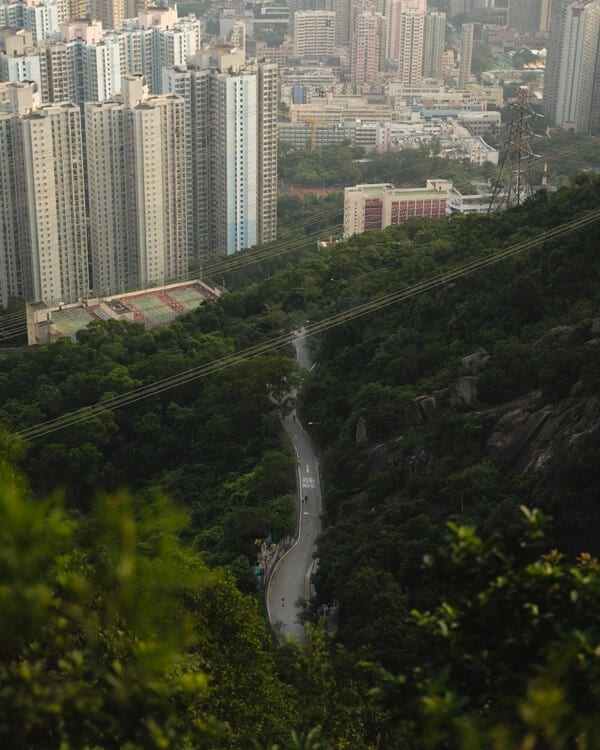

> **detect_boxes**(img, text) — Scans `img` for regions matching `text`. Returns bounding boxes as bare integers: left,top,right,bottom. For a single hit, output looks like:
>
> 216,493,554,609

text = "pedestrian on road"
281,597,285,607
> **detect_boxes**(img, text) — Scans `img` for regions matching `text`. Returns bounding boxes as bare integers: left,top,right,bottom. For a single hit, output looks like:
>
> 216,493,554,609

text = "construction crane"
279,108,330,151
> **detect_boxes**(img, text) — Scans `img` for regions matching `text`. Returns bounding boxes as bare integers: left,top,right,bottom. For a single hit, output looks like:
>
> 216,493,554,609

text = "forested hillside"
2,174,600,747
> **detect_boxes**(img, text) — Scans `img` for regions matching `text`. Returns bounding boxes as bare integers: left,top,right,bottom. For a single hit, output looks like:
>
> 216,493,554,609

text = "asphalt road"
267,329,321,642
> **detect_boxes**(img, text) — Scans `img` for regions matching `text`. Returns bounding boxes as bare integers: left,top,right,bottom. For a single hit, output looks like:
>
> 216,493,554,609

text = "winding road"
266,328,321,642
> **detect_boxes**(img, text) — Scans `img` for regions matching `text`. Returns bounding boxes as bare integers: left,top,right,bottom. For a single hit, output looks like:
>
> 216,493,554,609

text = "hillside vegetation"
2,175,600,747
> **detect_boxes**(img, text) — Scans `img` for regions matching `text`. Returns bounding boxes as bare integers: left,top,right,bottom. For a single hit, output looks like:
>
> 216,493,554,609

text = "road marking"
306,464,310,473
301,477,316,488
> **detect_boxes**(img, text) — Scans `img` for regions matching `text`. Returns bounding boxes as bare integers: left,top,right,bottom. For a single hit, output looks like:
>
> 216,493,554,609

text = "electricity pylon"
488,86,536,213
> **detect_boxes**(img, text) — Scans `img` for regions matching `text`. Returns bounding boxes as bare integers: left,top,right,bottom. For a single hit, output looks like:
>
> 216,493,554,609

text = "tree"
0,454,295,748
376,508,600,748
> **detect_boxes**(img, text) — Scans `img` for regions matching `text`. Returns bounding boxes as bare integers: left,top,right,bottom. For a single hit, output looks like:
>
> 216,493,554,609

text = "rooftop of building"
27,280,220,345
347,183,450,199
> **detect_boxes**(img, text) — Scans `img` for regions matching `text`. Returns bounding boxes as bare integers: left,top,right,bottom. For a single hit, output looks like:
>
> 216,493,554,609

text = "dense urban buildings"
0,34,278,304
1,0,599,310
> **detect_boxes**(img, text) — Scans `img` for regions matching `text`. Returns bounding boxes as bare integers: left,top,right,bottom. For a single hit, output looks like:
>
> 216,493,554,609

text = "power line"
0,136,595,340
16,207,600,442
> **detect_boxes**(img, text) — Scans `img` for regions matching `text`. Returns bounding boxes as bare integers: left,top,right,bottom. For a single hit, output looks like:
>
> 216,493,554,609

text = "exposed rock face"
356,415,368,444
461,351,490,374
352,391,600,493
350,325,600,489
473,394,600,474
590,319,600,336
450,376,479,407
413,395,437,421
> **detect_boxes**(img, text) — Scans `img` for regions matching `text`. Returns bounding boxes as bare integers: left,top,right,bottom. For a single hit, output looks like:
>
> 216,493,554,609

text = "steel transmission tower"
488,86,536,213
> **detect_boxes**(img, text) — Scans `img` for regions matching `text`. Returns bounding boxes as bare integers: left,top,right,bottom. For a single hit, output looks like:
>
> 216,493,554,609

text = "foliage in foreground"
377,508,600,748
0,453,294,748
4,450,600,749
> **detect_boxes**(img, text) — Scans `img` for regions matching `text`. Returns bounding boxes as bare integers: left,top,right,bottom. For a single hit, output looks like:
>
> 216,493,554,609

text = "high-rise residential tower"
422,11,446,80
385,0,426,62
164,49,278,258
458,21,474,88
209,66,258,256
256,62,278,246
85,76,188,296
0,82,38,306
554,1,600,131
544,0,600,129
0,95,88,305
396,9,425,84
350,10,385,87
508,0,551,31
543,0,572,119
293,10,336,60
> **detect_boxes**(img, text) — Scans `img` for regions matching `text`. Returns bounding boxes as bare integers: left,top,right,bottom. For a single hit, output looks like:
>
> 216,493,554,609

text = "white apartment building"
350,10,385,88
1,47,48,99
293,10,336,60
210,69,258,256
543,0,571,119
81,37,121,102
152,16,201,93
164,54,277,258
385,0,426,62
555,1,600,131
85,77,188,296
397,9,425,85
23,1,59,42
16,103,89,304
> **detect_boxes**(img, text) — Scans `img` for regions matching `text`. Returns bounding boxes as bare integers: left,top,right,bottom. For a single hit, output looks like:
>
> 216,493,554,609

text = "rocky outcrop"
461,351,490,374
350,324,600,488
473,393,600,474
590,318,600,336
355,415,368,444
413,395,437,422
450,376,479,407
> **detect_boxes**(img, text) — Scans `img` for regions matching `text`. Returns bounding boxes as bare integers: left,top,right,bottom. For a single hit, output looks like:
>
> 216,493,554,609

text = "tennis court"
167,287,206,312
126,295,177,325
52,308,95,339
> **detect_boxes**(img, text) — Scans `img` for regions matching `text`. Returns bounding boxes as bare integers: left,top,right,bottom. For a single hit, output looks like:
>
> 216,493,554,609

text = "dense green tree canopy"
2,175,600,747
